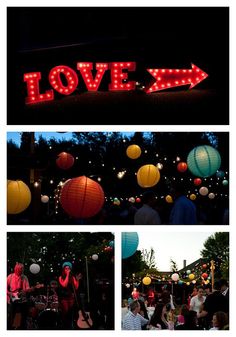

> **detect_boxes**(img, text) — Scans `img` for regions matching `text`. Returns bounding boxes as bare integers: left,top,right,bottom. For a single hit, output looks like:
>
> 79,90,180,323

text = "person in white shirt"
190,286,206,314
134,191,161,225
122,300,149,330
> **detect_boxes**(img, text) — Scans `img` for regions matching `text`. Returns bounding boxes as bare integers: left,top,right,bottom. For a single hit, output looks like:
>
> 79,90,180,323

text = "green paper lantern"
187,145,221,177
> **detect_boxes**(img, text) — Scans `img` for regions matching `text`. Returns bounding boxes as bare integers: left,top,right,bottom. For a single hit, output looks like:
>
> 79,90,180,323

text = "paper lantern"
165,195,173,203
113,199,120,206
222,179,228,186
171,273,179,282
125,283,131,288
199,186,209,196
126,144,141,159
202,264,207,269
187,145,221,177
202,273,208,279
178,280,183,285
128,197,135,203
186,270,191,275
186,282,190,286
189,273,195,280
56,152,74,170
135,197,141,203
177,162,188,172
41,195,49,203
109,240,114,248
122,232,139,259
194,178,202,186
137,164,160,188
92,254,98,261
60,176,104,218
7,180,32,214
29,263,40,274
216,170,225,179
208,192,215,199
142,276,152,285
190,193,196,201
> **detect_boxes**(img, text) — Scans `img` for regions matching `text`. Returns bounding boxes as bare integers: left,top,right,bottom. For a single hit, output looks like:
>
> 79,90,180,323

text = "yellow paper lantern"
165,195,173,203
189,273,195,280
190,193,197,201
7,180,31,214
137,164,160,188
142,276,152,285
186,282,190,286
126,144,142,159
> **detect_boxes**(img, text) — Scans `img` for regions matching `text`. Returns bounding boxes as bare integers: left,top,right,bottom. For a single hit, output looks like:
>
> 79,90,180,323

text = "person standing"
58,261,80,329
7,262,30,329
134,191,161,225
122,300,149,330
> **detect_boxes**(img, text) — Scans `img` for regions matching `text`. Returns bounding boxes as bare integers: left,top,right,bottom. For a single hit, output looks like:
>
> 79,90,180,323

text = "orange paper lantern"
56,152,74,170
137,164,160,188
60,176,104,218
177,162,188,172
126,144,141,159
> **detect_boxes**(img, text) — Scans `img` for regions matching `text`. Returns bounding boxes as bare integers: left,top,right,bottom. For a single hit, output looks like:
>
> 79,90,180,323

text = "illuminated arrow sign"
145,63,208,93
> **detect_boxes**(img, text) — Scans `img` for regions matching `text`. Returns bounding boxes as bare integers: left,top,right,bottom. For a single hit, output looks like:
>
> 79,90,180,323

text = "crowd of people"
122,280,229,330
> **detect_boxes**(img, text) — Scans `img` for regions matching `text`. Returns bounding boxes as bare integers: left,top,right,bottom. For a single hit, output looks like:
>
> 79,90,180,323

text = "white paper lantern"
41,195,49,203
29,263,40,274
208,192,215,199
171,273,179,282
199,186,209,196
92,254,99,261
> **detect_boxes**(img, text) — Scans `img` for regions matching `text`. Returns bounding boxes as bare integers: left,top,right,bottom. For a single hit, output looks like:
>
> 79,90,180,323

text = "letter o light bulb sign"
23,62,208,104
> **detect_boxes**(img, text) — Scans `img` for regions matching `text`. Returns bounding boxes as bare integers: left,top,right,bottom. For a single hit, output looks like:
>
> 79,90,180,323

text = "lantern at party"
194,178,202,186
56,152,74,170
186,270,191,275
222,179,228,186
202,264,207,269
41,195,49,203
142,276,152,285
216,170,225,179
189,273,195,280
7,180,32,214
126,144,142,159
60,176,104,218
128,197,135,203
137,164,160,188
199,186,209,196
92,254,99,261
190,193,196,201
165,195,173,203
208,192,215,199
202,273,208,279
136,197,141,203
29,263,40,274
177,162,188,172
122,232,139,259
187,145,221,177
171,273,180,282
109,240,114,248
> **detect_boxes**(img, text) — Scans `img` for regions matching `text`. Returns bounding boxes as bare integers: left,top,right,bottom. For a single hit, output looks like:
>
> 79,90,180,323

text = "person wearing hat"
58,261,80,329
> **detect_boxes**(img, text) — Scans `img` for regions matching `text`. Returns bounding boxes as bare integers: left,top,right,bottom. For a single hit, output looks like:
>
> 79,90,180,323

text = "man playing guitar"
7,262,30,329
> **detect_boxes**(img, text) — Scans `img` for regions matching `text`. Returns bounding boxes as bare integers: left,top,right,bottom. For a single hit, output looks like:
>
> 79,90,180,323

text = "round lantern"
92,254,98,261
165,195,173,203
187,145,221,177
125,283,131,288
202,273,208,279
208,192,215,200
60,176,104,218
29,263,40,274
222,179,228,186
137,164,160,188
41,195,49,203
128,197,135,203
199,186,209,196
122,232,139,259
194,178,202,186
216,170,225,179
171,273,179,282
113,199,121,206
189,273,195,280
186,270,191,275
7,180,32,214
142,276,152,286
177,162,188,172
202,264,207,269
135,197,141,203
190,193,196,201
56,152,74,170
126,144,141,159
186,282,190,286
109,240,114,248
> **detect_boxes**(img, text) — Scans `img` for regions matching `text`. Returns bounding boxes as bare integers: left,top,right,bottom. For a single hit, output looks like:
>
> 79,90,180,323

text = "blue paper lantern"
216,170,225,179
122,232,139,259
109,240,114,248
187,145,221,177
